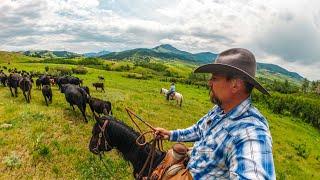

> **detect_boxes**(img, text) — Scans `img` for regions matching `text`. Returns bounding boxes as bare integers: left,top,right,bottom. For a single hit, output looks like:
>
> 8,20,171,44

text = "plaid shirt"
170,97,275,179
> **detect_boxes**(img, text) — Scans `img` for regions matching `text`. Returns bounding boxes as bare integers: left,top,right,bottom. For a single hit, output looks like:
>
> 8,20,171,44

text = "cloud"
0,0,319,80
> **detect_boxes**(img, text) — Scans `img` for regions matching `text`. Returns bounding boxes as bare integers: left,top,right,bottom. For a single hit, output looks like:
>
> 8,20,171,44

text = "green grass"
0,60,320,179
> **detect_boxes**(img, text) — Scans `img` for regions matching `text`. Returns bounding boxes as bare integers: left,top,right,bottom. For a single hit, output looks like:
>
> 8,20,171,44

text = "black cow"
61,84,90,122
40,75,50,86
36,78,42,89
57,76,81,89
42,85,52,106
57,76,69,89
88,97,112,116
68,76,81,86
80,86,90,96
92,82,105,92
7,73,21,97
98,75,104,81
0,73,7,86
19,76,32,103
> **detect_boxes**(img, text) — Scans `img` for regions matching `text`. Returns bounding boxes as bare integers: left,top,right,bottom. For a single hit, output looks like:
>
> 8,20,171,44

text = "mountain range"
22,44,303,81
24,50,81,58
83,50,111,57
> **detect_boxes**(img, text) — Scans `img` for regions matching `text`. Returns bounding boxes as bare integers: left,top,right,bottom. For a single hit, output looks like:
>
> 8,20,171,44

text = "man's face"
208,74,233,107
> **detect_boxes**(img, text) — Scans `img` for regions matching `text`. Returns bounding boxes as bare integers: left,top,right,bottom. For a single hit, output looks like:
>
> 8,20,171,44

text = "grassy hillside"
0,57,319,179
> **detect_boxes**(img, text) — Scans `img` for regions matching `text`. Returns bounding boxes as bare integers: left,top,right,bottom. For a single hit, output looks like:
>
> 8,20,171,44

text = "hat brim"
194,63,270,95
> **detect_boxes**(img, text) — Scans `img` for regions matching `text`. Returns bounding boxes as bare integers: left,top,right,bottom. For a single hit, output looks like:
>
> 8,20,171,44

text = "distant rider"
166,82,175,100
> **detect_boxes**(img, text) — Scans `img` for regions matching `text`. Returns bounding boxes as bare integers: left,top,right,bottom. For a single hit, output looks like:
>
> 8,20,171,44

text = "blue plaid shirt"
170,97,275,179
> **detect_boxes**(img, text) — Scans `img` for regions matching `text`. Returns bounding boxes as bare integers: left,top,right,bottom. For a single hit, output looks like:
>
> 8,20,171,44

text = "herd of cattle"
0,68,112,123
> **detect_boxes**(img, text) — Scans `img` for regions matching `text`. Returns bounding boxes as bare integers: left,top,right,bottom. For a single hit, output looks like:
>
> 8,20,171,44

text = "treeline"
253,92,320,130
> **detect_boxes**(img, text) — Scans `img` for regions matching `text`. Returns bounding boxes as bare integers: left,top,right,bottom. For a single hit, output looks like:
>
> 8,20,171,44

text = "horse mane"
103,116,166,176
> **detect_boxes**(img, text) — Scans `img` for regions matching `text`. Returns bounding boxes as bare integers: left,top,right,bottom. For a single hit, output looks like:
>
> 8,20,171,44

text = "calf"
61,84,90,122
42,85,52,106
92,82,105,92
88,97,112,116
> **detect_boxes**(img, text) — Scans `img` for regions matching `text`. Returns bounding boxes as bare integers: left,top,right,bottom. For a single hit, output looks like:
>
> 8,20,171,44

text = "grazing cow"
98,75,104,81
68,76,81,86
40,75,50,86
36,78,42,89
19,76,32,103
7,73,21,97
61,84,90,122
88,97,112,116
57,76,81,89
57,76,69,89
0,72,7,86
92,82,105,92
80,86,90,96
42,85,52,106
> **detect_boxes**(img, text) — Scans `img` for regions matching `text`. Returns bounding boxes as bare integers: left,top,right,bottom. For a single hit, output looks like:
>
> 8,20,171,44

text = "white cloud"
0,0,319,80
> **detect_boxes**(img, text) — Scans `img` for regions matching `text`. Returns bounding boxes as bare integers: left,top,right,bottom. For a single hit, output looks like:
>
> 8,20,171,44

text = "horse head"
89,114,166,177
89,114,114,155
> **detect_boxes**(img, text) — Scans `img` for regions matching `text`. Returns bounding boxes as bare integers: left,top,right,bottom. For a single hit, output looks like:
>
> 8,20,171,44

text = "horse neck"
107,121,165,175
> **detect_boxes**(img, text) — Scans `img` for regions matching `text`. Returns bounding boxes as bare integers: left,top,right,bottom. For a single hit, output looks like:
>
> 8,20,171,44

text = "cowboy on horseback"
155,48,275,179
166,82,175,100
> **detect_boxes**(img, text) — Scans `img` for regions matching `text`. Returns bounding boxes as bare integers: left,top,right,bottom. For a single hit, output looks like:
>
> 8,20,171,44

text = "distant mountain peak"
153,44,179,51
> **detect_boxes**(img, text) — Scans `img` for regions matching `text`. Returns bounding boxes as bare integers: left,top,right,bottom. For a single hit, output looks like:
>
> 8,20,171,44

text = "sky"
0,0,319,80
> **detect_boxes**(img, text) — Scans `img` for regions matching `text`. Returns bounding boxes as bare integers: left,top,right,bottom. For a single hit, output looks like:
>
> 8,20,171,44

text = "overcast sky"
1,0,319,80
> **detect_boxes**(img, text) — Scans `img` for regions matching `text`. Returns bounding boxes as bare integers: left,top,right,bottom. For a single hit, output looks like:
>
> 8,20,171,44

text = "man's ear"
231,79,242,93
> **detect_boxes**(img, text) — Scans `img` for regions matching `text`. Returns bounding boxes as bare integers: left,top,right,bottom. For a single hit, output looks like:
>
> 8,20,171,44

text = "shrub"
123,73,152,80
72,66,88,74
52,67,72,75
45,66,49,72
78,58,103,65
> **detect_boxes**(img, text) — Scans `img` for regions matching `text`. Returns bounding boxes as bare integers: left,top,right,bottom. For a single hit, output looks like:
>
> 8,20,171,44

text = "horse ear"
93,112,103,124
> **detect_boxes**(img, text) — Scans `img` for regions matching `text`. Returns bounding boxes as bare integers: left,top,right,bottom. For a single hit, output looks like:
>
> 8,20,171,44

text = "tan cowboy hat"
194,48,269,95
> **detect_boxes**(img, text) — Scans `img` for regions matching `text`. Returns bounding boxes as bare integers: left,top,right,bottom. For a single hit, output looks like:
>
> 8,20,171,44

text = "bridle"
92,118,113,156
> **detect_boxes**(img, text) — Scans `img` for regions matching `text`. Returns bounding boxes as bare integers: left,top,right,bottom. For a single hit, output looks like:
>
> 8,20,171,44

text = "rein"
125,108,164,179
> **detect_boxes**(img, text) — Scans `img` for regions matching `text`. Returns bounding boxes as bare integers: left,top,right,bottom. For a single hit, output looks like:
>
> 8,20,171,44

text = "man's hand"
154,127,171,140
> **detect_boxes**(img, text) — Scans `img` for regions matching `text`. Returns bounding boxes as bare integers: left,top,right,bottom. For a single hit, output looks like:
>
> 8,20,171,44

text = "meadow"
0,58,320,179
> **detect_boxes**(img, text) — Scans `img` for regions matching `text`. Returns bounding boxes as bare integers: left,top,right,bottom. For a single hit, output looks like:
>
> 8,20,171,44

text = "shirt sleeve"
226,126,276,180
169,111,212,142
169,123,201,142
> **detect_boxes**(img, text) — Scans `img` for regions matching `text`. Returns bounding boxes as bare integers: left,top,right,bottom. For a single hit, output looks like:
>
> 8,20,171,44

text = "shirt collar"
211,96,252,120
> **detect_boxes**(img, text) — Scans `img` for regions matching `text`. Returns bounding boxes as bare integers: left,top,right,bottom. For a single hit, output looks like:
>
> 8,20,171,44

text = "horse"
160,88,183,107
19,76,32,103
89,115,166,178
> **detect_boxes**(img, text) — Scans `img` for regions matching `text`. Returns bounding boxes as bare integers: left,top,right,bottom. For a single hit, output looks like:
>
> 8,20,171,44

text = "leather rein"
94,109,164,180
125,108,165,180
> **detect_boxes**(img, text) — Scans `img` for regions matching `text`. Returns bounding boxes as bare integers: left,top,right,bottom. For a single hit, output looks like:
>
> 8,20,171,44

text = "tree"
45,66,49,72
301,78,309,93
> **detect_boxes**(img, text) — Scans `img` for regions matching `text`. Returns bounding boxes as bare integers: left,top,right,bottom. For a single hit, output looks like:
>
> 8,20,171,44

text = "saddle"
169,92,175,100
149,143,192,180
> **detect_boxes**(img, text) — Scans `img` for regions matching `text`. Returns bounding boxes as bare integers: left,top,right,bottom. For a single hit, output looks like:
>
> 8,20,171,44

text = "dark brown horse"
19,76,32,103
89,115,166,178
